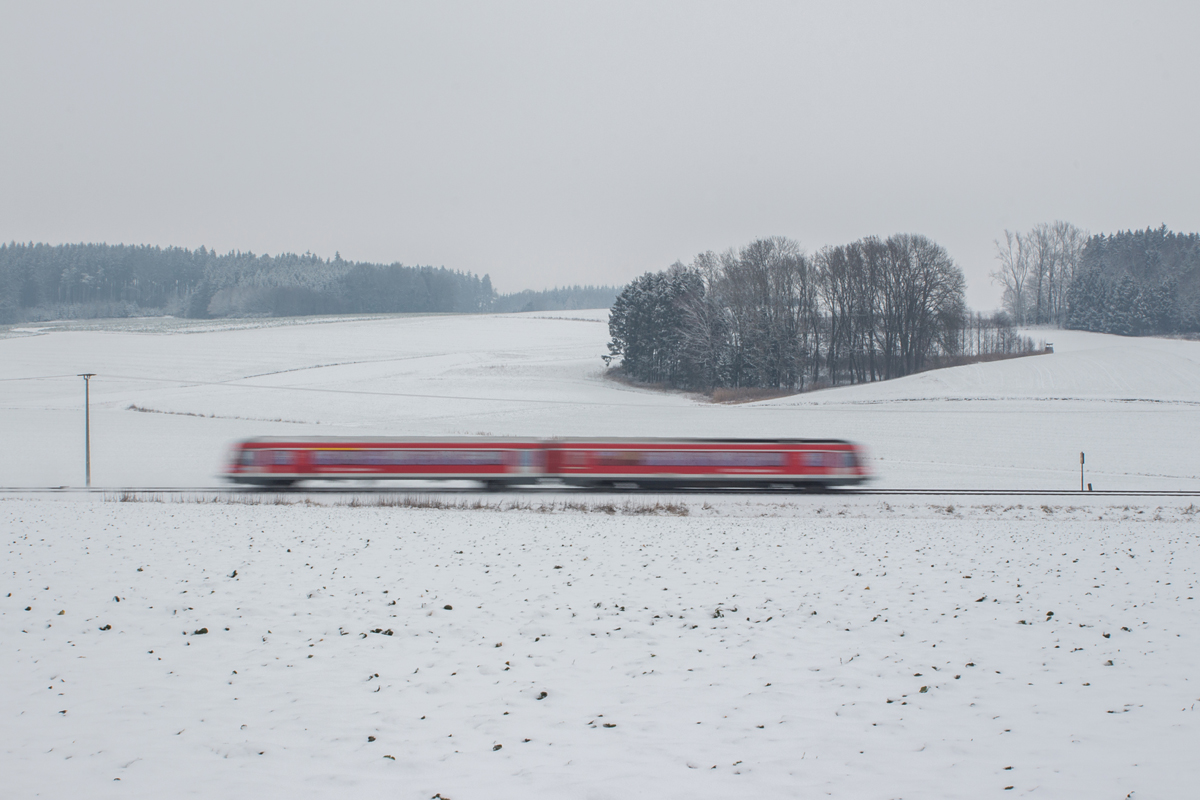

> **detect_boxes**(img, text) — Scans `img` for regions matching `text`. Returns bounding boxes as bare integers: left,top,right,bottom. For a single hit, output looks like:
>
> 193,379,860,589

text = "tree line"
492,285,619,313
990,221,1087,326
0,242,617,322
1063,226,1200,335
606,235,1038,393
991,222,1200,336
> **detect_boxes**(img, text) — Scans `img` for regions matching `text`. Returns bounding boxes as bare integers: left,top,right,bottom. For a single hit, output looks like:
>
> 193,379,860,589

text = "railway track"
2,486,1199,497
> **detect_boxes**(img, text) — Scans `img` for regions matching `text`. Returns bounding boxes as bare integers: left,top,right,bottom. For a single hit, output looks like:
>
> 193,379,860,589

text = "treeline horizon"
1065,226,1200,335
606,234,1039,394
0,241,618,323
991,222,1200,335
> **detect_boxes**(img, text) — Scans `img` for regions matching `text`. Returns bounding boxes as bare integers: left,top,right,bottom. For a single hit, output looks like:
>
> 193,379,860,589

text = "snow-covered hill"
4,313,1199,798
2,312,1198,489
784,329,1200,404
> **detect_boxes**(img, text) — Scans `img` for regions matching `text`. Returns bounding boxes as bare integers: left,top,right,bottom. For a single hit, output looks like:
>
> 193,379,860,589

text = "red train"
224,436,870,490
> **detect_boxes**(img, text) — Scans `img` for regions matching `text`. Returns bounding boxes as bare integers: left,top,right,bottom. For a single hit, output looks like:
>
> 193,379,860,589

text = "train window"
806,451,856,468
426,450,504,466
597,451,644,466
270,450,294,465
313,449,505,466
641,451,784,468
314,450,371,466
730,452,783,467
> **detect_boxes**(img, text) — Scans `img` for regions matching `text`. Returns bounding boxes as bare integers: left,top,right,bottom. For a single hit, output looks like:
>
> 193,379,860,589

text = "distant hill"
0,242,620,323
492,285,619,313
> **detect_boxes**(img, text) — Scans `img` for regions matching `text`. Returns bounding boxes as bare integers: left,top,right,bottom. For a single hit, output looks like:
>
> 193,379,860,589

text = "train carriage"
225,437,544,488
543,438,866,489
224,436,869,490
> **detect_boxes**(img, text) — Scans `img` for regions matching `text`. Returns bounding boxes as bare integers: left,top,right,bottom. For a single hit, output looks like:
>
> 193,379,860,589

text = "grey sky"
3,1,1198,309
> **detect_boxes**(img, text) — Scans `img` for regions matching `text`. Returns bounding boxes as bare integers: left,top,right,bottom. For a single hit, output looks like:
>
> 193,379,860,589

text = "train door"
507,447,544,477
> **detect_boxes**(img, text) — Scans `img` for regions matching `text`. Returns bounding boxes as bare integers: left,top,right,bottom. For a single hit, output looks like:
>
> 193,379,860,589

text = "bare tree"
608,233,982,392
1050,221,1087,325
721,237,815,390
993,222,1087,326
1027,223,1054,324
877,234,966,377
816,244,855,385
992,230,1031,323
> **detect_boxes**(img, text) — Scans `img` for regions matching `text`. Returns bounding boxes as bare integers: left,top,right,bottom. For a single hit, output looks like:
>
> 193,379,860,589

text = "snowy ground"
2,312,1199,489
2,312,1199,797
4,495,1198,799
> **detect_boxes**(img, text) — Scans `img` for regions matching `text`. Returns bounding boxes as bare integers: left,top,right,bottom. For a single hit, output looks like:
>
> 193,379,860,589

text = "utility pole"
79,373,95,487
1080,451,1085,492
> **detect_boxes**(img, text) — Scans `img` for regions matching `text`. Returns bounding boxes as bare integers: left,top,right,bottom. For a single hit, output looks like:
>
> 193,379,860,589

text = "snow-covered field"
2,312,1199,797
2,496,1200,796
4,496,1198,798
2,312,1199,489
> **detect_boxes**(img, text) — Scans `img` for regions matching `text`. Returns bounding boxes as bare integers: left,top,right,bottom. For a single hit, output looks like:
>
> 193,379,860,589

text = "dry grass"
126,404,309,425
605,368,796,404
918,349,1048,372
604,348,1050,404
104,492,690,515
708,386,796,404
601,368,675,395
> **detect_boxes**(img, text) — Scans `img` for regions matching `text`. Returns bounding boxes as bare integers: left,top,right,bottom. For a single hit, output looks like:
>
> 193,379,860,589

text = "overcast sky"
3,1,1198,309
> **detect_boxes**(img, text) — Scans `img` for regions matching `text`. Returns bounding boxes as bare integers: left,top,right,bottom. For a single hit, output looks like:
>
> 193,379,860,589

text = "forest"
0,242,617,322
606,235,1038,393
991,223,1200,336
492,285,618,313
1064,227,1200,335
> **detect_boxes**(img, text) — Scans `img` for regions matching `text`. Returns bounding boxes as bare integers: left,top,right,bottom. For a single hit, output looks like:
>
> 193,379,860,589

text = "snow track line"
62,371,694,408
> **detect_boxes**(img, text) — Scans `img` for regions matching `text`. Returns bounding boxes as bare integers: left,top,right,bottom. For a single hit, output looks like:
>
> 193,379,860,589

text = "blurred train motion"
225,437,870,490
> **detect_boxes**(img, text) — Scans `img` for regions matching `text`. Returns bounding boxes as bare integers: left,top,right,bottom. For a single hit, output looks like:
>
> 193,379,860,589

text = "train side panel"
225,438,543,486
224,437,870,489
543,440,869,488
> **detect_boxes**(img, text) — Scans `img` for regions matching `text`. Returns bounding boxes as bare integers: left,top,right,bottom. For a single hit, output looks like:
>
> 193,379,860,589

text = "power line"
0,374,83,382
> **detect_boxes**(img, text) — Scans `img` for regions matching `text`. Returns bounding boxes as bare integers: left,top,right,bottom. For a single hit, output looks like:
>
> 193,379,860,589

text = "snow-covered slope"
1,313,1198,489
781,329,1200,404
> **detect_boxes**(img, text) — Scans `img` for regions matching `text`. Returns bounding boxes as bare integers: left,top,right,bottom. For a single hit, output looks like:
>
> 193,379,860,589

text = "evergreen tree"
1065,226,1200,335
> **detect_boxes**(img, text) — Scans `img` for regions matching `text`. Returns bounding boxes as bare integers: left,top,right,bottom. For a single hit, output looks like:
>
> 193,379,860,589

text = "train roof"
236,436,856,446
550,437,854,445
238,436,542,444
